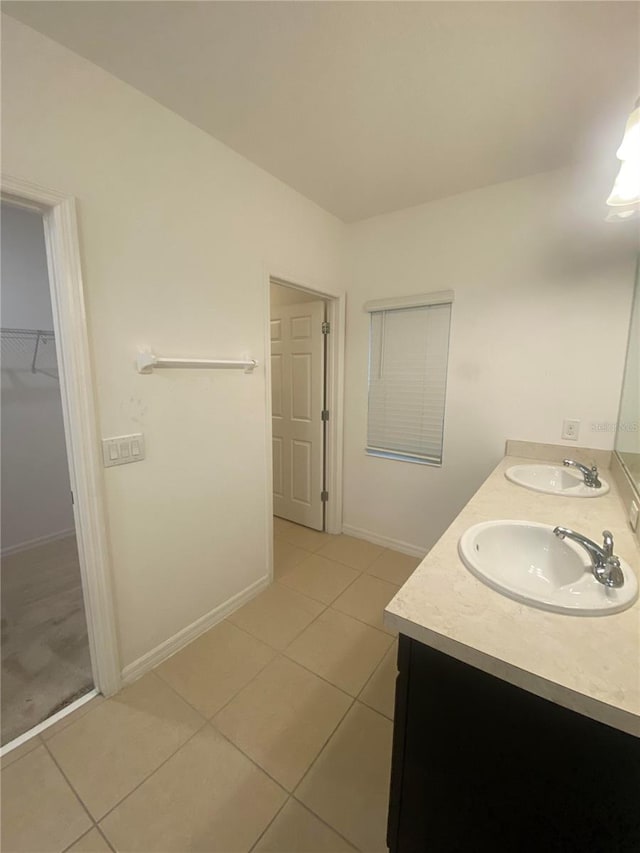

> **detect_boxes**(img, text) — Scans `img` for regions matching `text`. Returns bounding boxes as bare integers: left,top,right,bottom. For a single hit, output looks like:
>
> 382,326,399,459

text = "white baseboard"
1,527,76,557
121,574,271,685
342,524,426,559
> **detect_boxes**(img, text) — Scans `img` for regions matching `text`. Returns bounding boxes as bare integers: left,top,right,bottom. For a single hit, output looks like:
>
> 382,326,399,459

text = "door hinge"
321,321,330,335
71,491,75,505
321,490,329,502
321,409,329,421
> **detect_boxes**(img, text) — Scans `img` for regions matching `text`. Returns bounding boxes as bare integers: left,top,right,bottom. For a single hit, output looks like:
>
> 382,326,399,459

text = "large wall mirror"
615,255,640,496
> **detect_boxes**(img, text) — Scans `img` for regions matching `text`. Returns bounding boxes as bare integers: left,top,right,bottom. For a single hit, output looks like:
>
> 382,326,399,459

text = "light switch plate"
102,433,145,467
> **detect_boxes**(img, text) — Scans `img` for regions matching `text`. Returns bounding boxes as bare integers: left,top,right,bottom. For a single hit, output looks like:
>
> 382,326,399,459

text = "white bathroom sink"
458,520,638,615
505,464,609,497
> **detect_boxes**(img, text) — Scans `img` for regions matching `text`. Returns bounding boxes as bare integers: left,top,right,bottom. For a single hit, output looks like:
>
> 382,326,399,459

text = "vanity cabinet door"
387,635,640,853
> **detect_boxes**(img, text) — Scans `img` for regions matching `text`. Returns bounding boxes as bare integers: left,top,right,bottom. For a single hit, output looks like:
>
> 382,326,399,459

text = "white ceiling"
4,1,639,221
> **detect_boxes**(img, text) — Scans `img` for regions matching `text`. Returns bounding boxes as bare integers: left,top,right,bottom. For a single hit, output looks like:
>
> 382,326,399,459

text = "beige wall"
270,282,320,308
1,16,345,669
343,168,638,553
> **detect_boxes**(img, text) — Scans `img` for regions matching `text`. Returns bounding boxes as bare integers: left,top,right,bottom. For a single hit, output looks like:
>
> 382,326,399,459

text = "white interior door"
271,300,325,530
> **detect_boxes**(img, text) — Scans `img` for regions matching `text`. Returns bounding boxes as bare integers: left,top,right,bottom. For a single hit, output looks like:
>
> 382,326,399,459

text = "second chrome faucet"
563,459,602,489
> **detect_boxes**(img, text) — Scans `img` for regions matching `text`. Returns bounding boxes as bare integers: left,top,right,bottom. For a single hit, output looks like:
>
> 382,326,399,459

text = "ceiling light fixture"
606,98,640,221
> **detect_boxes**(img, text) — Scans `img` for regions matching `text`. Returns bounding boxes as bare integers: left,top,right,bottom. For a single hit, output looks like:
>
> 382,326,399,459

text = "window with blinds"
366,292,452,465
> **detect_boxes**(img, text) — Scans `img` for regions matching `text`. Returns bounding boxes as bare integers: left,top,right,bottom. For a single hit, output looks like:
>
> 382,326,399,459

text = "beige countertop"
384,455,640,737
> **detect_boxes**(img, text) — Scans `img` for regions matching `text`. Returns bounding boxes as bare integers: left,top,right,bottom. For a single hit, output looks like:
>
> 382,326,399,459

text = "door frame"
264,270,345,570
1,174,121,697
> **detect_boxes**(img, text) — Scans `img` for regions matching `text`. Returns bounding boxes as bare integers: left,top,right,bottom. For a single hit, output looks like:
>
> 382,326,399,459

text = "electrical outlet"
562,419,580,441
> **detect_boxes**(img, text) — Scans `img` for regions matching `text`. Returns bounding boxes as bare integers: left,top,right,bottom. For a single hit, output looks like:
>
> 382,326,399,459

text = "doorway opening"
267,275,344,577
0,176,119,756
270,282,328,532
1,202,92,744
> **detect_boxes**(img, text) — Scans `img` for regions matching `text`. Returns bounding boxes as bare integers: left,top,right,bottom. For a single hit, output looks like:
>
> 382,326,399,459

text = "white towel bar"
136,349,257,374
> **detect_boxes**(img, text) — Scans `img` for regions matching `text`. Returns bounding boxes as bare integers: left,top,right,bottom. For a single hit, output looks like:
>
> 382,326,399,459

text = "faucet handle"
600,532,624,588
602,530,614,558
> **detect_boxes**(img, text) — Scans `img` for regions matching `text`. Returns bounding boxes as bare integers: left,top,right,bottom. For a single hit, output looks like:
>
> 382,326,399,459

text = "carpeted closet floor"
1,534,93,744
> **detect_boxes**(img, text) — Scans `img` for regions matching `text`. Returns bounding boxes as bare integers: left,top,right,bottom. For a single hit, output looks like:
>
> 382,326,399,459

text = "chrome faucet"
563,459,602,489
553,527,624,588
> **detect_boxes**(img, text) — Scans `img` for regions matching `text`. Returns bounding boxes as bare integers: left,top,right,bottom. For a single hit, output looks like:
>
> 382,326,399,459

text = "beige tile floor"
1,521,422,853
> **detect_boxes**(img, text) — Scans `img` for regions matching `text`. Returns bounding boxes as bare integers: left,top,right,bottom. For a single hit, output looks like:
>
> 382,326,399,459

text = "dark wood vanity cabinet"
387,635,640,853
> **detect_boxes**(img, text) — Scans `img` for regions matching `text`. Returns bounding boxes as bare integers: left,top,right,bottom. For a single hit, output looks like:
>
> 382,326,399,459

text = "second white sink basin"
459,520,637,615
505,464,610,497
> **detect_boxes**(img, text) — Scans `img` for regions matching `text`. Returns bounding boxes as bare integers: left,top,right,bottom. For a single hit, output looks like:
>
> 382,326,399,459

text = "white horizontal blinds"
367,302,451,463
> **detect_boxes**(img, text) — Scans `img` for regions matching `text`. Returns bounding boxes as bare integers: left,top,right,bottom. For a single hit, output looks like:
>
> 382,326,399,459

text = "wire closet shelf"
0,327,59,379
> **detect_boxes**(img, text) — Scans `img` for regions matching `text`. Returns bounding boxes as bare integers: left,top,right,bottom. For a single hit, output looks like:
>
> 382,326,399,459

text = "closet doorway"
0,176,119,755
1,203,92,743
